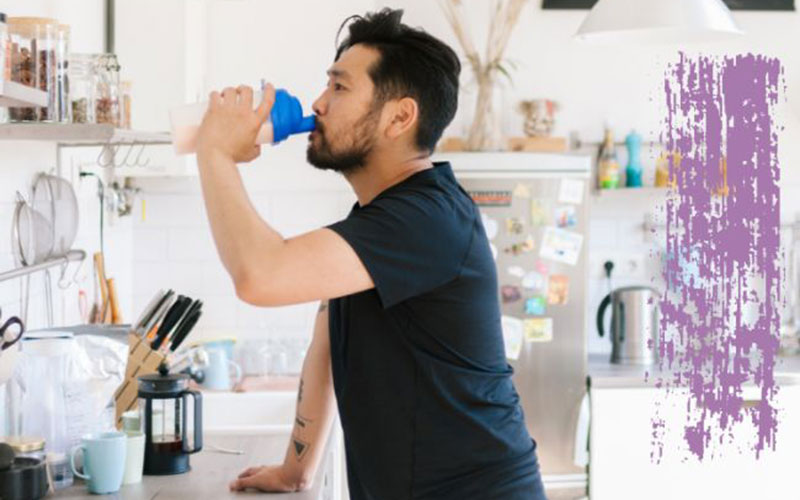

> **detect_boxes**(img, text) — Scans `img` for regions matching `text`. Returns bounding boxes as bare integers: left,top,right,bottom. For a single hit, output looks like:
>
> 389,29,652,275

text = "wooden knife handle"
107,278,122,324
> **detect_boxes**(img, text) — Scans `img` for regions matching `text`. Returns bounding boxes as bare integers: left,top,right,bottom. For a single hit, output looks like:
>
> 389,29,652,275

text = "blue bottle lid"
271,89,316,143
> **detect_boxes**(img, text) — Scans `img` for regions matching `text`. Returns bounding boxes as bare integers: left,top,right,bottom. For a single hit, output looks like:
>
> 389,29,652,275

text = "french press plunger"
138,373,203,475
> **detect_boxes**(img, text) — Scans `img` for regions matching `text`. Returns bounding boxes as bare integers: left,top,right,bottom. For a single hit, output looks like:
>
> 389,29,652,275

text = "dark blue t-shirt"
326,162,545,500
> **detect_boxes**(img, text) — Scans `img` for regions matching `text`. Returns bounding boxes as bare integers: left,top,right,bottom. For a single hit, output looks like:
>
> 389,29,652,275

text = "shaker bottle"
169,88,315,155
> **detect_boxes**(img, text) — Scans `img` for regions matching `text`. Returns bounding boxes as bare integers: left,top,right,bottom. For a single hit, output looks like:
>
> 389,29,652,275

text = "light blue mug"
70,431,127,494
201,347,242,390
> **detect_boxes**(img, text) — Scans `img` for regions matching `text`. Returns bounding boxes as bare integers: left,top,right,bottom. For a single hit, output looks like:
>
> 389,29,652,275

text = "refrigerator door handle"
596,293,612,338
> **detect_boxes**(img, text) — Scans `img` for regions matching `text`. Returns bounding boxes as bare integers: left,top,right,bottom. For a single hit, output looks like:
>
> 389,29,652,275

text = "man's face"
307,45,383,173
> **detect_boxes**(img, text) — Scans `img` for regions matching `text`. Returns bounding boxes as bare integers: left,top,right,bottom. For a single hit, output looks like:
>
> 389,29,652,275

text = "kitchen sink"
200,390,297,435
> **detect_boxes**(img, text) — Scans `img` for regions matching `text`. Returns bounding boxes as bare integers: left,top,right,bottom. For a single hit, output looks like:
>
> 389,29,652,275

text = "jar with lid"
8,17,59,122
1,436,46,461
94,53,120,126
54,24,70,122
69,53,95,124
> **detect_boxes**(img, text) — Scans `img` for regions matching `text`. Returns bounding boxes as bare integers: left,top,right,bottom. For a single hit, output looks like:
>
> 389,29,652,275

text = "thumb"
230,474,259,491
256,83,276,124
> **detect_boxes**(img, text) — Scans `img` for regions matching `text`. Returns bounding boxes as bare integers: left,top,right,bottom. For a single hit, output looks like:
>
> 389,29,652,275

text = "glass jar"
120,80,132,129
94,53,120,126
8,17,59,122
54,24,70,123
69,53,96,124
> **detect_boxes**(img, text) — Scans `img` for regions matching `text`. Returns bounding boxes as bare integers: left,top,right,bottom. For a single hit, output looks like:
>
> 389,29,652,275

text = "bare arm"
195,84,373,306
229,301,336,492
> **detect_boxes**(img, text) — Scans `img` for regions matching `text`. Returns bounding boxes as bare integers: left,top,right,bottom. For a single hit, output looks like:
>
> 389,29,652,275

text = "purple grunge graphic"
657,53,783,461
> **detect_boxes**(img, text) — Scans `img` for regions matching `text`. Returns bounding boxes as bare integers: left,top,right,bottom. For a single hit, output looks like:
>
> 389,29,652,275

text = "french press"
137,373,202,475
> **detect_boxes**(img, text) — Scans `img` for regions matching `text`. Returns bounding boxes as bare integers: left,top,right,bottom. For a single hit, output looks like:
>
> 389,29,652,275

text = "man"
195,8,546,500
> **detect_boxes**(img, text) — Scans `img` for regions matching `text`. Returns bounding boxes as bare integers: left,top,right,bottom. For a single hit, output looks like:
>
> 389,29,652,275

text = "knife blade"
133,289,166,332
151,296,191,350
140,290,175,337
169,309,203,353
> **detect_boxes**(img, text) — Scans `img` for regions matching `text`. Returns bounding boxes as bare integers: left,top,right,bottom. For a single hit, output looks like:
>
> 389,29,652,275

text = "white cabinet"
590,384,800,499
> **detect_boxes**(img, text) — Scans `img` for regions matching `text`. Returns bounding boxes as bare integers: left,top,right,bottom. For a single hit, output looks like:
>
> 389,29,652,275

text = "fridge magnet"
524,318,553,343
558,178,584,205
513,183,531,198
468,190,512,207
521,271,548,293
507,266,526,278
524,296,547,315
539,227,583,265
530,200,549,226
547,274,570,305
481,212,499,239
501,285,522,303
505,217,525,235
504,235,535,256
554,205,577,228
501,315,525,360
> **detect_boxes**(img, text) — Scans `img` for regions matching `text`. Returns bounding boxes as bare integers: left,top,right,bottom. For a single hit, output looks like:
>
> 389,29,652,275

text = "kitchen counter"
55,432,332,499
588,353,800,388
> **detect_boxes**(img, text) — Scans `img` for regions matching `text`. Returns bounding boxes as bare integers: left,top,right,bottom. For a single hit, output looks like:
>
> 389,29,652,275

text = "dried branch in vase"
439,0,528,150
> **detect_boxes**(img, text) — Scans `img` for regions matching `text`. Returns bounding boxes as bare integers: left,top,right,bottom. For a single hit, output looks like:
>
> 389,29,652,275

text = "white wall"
0,0,797,354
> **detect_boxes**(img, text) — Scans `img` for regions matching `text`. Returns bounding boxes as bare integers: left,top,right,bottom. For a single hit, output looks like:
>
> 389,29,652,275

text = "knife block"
113,332,166,429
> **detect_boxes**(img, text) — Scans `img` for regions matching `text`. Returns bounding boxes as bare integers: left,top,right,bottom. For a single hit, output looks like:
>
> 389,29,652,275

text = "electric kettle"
596,285,660,365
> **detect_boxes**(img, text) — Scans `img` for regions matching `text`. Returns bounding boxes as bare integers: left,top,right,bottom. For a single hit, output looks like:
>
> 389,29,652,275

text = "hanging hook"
133,142,150,168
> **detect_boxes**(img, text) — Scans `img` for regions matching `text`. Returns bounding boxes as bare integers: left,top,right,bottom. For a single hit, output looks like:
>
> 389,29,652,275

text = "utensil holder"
113,333,166,429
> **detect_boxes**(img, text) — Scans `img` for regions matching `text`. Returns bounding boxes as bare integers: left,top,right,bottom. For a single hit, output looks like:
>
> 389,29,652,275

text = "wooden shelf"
592,187,672,198
0,80,48,108
0,123,171,145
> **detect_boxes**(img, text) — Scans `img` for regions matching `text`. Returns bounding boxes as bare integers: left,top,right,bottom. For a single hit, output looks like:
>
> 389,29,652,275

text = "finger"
208,91,222,110
221,87,237,105
238,85,253,109
238,467,260,479
255,83,276,124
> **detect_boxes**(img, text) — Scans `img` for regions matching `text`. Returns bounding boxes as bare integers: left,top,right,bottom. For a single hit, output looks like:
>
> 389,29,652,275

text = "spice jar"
54,24,70,123
68,53,95,124
94,53,120,126
120,80,132,129
8,17,59,122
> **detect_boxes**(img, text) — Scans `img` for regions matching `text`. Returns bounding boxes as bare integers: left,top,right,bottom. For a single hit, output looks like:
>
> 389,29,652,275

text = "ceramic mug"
201,347,242,390
70,431,127,494
122,431,145,485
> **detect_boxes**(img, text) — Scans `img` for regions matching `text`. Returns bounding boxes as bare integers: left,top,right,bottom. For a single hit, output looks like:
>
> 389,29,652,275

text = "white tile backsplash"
129,160,354,345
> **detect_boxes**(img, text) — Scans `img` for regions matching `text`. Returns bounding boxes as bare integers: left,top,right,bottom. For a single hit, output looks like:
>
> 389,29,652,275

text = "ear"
383,97,419,141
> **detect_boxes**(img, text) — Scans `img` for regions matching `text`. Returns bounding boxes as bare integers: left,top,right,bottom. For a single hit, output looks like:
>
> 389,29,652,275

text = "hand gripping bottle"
169,88,316,155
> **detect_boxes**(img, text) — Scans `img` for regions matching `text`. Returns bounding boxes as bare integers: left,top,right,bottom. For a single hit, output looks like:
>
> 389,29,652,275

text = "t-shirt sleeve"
327,191,475,309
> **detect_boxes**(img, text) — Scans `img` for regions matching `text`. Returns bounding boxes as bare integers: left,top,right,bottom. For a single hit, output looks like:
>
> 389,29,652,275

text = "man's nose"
312,91,328,116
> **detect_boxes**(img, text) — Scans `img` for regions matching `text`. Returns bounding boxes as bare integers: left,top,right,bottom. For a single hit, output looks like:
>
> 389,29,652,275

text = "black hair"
335,9,461,154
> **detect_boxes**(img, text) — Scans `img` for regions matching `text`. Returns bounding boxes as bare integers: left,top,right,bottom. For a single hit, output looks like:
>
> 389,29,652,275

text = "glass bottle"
597,127,621,189
54,24,70,123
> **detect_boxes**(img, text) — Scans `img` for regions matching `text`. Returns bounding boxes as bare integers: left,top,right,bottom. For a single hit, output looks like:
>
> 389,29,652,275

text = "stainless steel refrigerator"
447,153,590,487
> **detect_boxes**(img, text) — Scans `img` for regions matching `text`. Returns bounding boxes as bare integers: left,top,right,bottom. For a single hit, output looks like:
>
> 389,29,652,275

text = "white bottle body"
169,93,274,155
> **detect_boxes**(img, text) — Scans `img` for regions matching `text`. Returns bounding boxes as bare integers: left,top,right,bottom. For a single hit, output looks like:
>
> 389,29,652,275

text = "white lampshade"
575,0,744,44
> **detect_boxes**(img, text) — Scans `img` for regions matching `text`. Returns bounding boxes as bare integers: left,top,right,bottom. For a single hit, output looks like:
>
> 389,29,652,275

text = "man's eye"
334,83,345,91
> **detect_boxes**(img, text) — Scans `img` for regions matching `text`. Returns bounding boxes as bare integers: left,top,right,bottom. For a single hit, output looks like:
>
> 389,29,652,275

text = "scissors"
0,307,24,351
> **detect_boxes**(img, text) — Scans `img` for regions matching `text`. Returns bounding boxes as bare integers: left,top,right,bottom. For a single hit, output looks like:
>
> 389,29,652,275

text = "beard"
306,106,380,174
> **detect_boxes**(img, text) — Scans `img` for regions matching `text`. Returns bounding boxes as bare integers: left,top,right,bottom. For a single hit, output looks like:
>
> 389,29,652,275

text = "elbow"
234,271,280,306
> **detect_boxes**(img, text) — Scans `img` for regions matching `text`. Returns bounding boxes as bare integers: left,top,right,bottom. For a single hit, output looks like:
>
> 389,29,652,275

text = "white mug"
122,431,145,485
